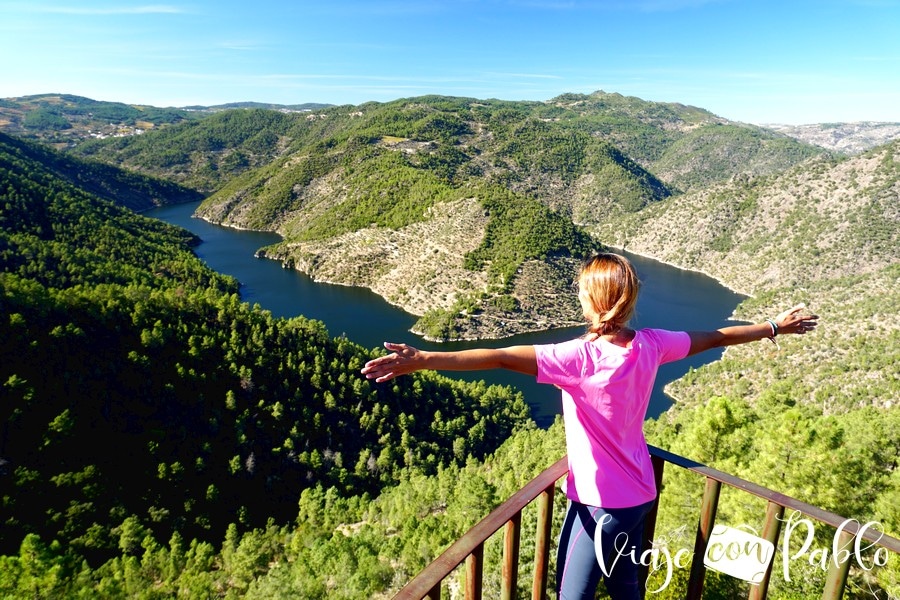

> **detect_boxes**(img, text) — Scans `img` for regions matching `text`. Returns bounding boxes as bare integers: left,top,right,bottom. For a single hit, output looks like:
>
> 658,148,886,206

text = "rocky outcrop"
261,197,586,340
764,122,900,155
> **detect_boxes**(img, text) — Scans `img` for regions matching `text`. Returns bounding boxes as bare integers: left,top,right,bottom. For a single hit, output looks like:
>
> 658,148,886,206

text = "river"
147,201,747,427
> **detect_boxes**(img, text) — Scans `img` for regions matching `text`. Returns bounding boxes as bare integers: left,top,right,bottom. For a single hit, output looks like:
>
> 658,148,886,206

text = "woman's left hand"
774,304,819,335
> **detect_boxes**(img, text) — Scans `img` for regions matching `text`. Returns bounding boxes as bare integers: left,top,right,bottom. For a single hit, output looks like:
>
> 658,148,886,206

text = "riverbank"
147,200,747,425
605,244,752,310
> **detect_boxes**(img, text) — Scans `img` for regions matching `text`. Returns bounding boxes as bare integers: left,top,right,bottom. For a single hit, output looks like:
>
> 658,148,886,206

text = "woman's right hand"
360,342,423,382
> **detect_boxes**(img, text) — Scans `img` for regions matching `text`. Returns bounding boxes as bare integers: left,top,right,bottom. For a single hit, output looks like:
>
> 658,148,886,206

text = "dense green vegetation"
0,88,896,598
73,108,304,193
4,403,894,598
22,107,72,131
0,134,532,595
0,94,200,148
5,94,194,127
0,132,201,212
58,93,823,338
463,185,596,281
66,92,821,213
48,94,192,127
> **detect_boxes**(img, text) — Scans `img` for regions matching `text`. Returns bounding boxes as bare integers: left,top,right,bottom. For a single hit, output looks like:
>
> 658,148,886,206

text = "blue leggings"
556,499,655,600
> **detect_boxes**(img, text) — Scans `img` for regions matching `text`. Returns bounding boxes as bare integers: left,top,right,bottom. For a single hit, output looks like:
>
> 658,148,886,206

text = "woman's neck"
599,327,635,348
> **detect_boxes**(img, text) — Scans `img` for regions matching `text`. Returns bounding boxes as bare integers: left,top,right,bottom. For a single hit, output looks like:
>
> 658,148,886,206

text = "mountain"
59,92,826,340
0,130,201,211
0,94,199,147
191,101,333,111
764,121,900,154
0,95,333,151
594,140,899,411
0,132,530,562
70,107,311,192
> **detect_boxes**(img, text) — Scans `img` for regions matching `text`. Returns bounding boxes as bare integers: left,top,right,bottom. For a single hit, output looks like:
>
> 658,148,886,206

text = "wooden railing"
393,446,900,600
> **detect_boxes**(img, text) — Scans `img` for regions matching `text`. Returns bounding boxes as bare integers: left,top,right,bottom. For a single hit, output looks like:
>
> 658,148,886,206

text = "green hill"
0,94,198,148
0,90,896,597
55,93,824,340
592,140,900,414
0,131,201,212
71,108,308,193
0,133,531,571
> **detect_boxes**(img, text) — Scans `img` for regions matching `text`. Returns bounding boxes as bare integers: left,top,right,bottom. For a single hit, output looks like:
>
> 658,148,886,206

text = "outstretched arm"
687,303,819,356
360,342,537,383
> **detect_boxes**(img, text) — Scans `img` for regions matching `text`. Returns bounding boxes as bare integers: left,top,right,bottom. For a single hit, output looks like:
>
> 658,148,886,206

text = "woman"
361,252,818,600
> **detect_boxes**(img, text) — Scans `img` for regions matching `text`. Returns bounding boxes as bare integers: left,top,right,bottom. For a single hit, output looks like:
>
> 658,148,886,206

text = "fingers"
360,342,414,381
777,303,806,320
775,303,820,335
360,361,397,382
368,370,398,383
360,355,394,378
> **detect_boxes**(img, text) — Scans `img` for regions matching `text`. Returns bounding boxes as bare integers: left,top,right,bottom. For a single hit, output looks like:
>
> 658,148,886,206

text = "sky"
1,0,898,125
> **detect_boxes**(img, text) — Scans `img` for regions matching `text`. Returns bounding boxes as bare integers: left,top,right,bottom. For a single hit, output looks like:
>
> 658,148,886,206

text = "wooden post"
532,484,556,600
749,501,785,600
687,477,721,600
466,544,484,600
502,512,522,600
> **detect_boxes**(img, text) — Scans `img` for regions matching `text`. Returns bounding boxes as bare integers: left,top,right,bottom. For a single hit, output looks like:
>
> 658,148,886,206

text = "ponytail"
578,253,640,336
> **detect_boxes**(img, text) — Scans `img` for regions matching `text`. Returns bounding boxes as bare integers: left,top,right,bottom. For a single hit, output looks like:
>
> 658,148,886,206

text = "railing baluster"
425,582,441,600
466,543,484,600
639,454,666,592
532,483,556,600
749,501,785,600
393,449,900,600
687,476,721,600
502,512,522,600
821,528,854,600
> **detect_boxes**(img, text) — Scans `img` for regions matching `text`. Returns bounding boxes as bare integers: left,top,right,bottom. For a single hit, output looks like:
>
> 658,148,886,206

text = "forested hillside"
0,95,332,150
0,94,197,147
1,90,897,598
64,92,824,340
0,131,201,212
0,134,532,595
593,141,899,413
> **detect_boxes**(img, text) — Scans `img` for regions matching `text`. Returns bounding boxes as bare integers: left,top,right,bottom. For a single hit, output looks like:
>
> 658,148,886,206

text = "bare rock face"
764,122,900,155
267,198,492,315
262,197,587,340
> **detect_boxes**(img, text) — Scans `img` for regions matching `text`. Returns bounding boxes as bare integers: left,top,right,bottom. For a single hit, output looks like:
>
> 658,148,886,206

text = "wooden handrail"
394,446,900,599
647,445,900,553
393,456,568,600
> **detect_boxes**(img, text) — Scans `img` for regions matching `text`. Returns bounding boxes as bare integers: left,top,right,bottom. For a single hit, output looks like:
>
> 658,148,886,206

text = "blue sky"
1,0,898,124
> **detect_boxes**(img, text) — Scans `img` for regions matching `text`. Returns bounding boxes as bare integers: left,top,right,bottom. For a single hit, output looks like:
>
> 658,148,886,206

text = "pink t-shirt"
535,329,690,508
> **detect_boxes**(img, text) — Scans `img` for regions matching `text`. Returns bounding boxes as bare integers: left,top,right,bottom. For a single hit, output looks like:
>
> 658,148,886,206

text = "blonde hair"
578,253,640,335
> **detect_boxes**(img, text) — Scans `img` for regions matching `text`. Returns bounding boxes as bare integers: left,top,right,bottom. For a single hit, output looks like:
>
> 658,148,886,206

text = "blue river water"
147,201,747,427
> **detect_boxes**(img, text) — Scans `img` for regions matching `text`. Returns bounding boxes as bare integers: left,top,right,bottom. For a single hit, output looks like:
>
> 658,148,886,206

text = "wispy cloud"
484,72,564,80
17,4,185,15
